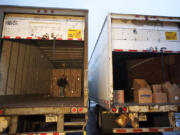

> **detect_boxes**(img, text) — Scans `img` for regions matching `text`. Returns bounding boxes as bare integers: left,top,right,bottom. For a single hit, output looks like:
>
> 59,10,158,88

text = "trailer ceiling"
34,40,84,68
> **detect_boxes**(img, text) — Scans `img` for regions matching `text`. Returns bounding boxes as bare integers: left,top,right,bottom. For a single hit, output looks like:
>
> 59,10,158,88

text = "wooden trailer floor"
0,95,84,108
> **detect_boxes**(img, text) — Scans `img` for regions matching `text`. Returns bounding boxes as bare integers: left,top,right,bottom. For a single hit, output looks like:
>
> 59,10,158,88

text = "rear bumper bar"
113,127,180,133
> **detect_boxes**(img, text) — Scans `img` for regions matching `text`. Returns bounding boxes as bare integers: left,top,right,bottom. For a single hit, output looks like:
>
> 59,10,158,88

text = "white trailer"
89,13,180,134
0,6,88,135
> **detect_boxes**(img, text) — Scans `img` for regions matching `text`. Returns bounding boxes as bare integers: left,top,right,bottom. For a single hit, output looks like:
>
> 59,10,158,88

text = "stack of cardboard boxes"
51,68,82,97
162,82,180,103
133,79,180,104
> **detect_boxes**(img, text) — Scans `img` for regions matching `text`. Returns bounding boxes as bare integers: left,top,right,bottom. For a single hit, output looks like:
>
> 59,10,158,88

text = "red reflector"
133,129,143,132
114,129,126,133
164,128,174,131
68,38,73,40
71,107,77,113
37,37,41,40
149,128,159,132
114,49,124,52
57,38,62,40
152,50,158,53
122,107,127,112
78,107,83,113
165,51,173,53
112,107,117,112
16,36,21,39
4,36,10,39
128,50,138,52
26,37,32,39
53,132,59,135
0,109,3,115
40,133,46,135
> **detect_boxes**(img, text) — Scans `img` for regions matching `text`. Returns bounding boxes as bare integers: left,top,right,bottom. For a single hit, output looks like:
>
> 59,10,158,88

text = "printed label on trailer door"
68,29,82,39
165,32,177,40
46,115,57,122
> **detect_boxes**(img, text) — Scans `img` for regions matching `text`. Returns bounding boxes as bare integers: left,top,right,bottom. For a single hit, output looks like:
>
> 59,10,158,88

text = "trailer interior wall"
0,39,53,95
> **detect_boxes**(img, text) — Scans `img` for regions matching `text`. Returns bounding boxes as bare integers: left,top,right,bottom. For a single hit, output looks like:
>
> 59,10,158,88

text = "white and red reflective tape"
113,127,180,133
3,36,82,41
15,132,64,135
15,131,86,135
114,49,180,54
104,100,110,105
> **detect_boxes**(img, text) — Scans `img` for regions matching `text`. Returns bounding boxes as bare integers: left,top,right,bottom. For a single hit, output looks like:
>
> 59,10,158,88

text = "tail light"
71,107,77,113
0,109,3,115
112,107,117,113
122,107,127,112
78,107,83,113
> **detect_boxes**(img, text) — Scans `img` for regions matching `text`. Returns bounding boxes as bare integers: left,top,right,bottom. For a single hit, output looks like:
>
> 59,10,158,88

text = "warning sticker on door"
165,32,177,40
68,29,82,39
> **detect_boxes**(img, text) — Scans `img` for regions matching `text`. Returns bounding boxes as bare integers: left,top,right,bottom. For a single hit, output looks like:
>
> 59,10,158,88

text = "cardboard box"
153,93,167,103
162,81,172,92
152,84,162,93
134,88,152,104
133,79,151,91
168,88,180,103
116,114,129,127
114,90,124,104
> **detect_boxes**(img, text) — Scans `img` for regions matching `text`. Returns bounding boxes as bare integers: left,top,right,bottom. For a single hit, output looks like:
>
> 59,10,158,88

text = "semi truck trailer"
89,13,180,134
0,6,88,135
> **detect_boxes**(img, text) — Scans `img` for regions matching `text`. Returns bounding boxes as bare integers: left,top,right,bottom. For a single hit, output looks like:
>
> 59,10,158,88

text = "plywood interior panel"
0,40,12,95
0,40,53,95
51,69,82,97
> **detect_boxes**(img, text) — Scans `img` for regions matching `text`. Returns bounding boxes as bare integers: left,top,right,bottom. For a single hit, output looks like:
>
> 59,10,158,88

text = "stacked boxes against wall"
51,69,82,97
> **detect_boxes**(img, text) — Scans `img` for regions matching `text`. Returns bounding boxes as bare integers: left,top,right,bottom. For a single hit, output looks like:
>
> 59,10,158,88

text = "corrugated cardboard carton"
133,79,151,91
134,88,152,104
152,84,162,93
168,88,180,103
162,81,172,92
116,114,129,127
114,90,124,104
153,93,167,103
